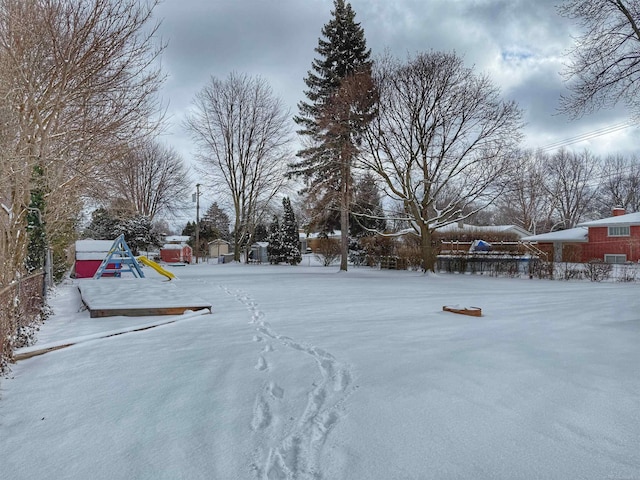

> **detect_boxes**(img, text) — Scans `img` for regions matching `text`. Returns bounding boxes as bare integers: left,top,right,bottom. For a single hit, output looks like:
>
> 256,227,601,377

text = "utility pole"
194,183,201,264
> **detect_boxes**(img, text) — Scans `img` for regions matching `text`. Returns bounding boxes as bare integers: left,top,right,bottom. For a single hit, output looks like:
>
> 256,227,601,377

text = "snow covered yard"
1,262,639,479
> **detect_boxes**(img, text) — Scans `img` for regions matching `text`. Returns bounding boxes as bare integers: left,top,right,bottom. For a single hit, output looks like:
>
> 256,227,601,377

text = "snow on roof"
521,227,588,243
301,231,342,239
165,235,191,243
75,239,115,252
436,223,531,237
578,211,640,227
161,243,185,250
207,239,229,245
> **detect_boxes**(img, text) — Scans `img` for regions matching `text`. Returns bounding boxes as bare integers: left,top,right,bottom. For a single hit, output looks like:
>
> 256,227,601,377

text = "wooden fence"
0,272,45,374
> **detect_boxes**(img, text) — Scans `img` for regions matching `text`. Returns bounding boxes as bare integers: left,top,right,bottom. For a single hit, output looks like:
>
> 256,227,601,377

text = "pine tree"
290,0,374,271
85,208,157,255
267,215,284,264
253,223,268,243
351,172,387,238
85,208,119,240
280,197,302,265
201,202,231,241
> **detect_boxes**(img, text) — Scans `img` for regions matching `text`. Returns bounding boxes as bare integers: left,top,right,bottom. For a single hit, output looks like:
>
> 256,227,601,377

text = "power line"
537,121,636,152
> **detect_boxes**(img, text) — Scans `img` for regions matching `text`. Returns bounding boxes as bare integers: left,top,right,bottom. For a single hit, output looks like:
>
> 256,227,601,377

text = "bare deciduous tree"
101,140,191,221
494,149,555,234
595,153,640,214
559,0,640,118
362,52,523,271
0,0,164,285
544,148,601,229
184,72,292,261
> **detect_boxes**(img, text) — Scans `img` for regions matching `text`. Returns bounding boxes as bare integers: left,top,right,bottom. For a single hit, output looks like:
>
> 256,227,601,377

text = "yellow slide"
137,256,176,280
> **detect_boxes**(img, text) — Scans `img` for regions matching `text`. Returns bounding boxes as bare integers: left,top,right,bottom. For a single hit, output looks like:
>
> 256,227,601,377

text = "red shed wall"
160,245,192,263
160,249,181,263
75,260,119,278
581,225,640,262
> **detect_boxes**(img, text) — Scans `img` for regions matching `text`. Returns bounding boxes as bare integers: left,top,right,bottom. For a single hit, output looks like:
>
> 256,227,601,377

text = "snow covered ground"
1,261,639,479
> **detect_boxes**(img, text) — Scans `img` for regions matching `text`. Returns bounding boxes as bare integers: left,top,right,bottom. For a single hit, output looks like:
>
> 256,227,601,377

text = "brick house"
578,208,640,263
521,227,588,262
523,208,640,263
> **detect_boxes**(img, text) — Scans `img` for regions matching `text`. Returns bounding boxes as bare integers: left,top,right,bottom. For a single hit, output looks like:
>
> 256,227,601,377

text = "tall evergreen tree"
267,215,284,264
351,172,387,238
201,202,231,241
281,197,302,265
290,0,374,271
253,223,268,243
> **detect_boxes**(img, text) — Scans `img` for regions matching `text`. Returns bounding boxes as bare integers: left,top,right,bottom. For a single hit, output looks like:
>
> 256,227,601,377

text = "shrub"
585,259,612,282
314,237,341,266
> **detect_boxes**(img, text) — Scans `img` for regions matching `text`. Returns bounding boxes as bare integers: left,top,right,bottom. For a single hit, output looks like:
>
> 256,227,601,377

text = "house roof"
521,227,588,243
578,211,640,227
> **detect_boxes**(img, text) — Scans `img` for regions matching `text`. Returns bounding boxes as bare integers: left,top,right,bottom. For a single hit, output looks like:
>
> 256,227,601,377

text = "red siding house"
578,209,640,263
523,209,640,264
521,227,588,262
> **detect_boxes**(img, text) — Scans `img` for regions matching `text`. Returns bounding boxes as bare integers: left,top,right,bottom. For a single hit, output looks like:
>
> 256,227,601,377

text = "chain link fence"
0,272,46,375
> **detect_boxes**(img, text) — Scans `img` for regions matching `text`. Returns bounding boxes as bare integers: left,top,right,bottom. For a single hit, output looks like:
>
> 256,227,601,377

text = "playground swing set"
93,234,175,280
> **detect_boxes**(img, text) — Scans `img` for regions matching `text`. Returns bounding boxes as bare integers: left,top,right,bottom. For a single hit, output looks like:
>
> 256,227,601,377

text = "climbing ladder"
93,234,145,279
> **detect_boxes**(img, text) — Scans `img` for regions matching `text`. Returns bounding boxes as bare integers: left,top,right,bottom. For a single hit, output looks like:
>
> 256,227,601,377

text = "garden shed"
74,239,117,278
249,242,269,263
160,236,192,264
208,239,230,258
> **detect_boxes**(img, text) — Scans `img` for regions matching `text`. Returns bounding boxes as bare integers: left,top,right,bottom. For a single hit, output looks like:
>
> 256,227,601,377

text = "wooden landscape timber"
442,305,482,317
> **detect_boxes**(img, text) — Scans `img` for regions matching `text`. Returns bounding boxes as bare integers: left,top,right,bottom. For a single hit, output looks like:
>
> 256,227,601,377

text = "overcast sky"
151,0,638,190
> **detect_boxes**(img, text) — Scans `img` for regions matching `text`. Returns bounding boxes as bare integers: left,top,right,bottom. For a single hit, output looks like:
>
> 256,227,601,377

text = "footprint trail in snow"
222,286,355,480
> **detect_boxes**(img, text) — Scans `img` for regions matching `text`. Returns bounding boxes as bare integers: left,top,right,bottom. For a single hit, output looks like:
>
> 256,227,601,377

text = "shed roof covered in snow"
75,239,114,252
165,235,191,243
75,239,115,261
162,243,185,250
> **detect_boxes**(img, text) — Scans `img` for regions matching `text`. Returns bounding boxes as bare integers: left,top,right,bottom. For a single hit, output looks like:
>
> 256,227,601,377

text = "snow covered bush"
585,260,613,282
615,264,638,283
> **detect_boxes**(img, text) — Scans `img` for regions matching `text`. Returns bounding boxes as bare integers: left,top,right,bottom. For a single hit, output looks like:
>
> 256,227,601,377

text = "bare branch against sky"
153,0,638,188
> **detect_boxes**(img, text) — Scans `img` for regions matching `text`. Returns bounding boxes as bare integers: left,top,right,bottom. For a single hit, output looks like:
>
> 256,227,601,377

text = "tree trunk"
340,149,349,271
233,217,242,262
421,226,437,272
340,192,349,271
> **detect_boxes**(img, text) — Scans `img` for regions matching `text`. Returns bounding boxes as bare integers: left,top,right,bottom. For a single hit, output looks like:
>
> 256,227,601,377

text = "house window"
604,254,627,264
608,225,630,237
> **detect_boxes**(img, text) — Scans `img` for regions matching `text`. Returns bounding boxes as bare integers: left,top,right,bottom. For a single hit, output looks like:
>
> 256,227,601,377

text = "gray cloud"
153,0,637,167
